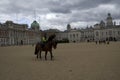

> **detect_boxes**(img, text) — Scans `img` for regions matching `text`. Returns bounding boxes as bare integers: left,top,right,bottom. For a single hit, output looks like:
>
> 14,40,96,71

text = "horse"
34,35,57,60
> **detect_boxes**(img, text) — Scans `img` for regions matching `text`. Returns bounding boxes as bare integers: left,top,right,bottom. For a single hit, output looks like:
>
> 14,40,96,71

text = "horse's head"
52,40,58,49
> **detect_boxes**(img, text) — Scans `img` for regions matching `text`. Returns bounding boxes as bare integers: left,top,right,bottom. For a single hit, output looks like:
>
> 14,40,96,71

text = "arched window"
96,31,99,36
73,34,75,38
76,34,78,38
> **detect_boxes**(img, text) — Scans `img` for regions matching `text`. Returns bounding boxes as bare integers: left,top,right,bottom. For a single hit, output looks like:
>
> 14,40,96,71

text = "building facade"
56,13,120,43
0,13,120,46
94,13,120,41
0,20,41,46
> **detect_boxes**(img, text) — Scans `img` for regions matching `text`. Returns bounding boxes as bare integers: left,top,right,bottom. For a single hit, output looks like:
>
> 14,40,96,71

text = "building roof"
44,29,60,33
31,20,39,28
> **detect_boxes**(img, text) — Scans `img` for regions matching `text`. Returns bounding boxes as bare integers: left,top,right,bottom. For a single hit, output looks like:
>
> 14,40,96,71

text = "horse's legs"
45,51,48,60
35,47,39,59
39,51,42,59
37,52,39,59
50,51,53,60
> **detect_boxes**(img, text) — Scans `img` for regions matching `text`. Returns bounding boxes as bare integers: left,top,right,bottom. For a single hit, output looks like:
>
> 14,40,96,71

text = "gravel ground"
0,42,120,80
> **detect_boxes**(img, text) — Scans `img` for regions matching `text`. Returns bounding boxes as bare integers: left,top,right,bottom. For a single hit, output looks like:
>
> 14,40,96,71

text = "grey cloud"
0,0,120,30
50,7,71,13
0,0,118,14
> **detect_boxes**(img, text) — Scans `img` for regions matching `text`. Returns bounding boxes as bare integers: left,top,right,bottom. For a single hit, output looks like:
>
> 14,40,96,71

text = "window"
96,31,99,36
118,31,120,35
109,30,112,35
113,31,115,35
102,32,103,36
106,32,107,35
73,34,75,38
76,34,78,38
70,34,72,38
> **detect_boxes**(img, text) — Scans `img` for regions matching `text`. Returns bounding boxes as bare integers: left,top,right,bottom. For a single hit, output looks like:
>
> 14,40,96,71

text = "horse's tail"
34,43,39,55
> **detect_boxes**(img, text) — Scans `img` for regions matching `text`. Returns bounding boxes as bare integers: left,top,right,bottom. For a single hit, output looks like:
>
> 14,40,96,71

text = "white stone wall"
115,28,120,40
56,32,68,41
83,29,94,42
94,27,120,41
68,30,81,42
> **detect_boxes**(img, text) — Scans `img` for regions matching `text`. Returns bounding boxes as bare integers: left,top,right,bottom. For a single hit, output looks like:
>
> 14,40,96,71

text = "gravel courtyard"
0,42,120,80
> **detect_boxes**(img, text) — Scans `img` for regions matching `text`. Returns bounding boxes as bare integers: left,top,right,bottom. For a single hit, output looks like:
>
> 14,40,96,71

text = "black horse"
34,34,57,60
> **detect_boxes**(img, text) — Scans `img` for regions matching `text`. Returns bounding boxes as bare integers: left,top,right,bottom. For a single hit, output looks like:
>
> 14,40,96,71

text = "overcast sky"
0,0,120,31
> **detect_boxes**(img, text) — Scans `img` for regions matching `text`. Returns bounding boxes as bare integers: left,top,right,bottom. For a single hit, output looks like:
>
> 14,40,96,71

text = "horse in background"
34,34,58,60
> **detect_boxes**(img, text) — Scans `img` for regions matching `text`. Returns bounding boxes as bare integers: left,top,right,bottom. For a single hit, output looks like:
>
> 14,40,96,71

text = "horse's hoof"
51,58,54,60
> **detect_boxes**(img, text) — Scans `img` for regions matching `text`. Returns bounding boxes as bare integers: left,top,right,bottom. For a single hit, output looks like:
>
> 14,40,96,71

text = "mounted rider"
42,34,47,43
41,33,47,48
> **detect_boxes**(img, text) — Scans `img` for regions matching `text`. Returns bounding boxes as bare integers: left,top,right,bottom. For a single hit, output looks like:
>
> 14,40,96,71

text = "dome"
67,24,71,30
100,20,105,28
107,13,112,20
108,13,111,16
31,20,39,29
100,20,105,24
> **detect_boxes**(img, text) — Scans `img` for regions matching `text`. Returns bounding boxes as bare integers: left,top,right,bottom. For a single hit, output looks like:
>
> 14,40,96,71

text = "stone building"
81,26,94,42
0,13,120,46
0,20,41,46
94,13,120,41
56,13,120,43
56,24,82,43
67,29,81,42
